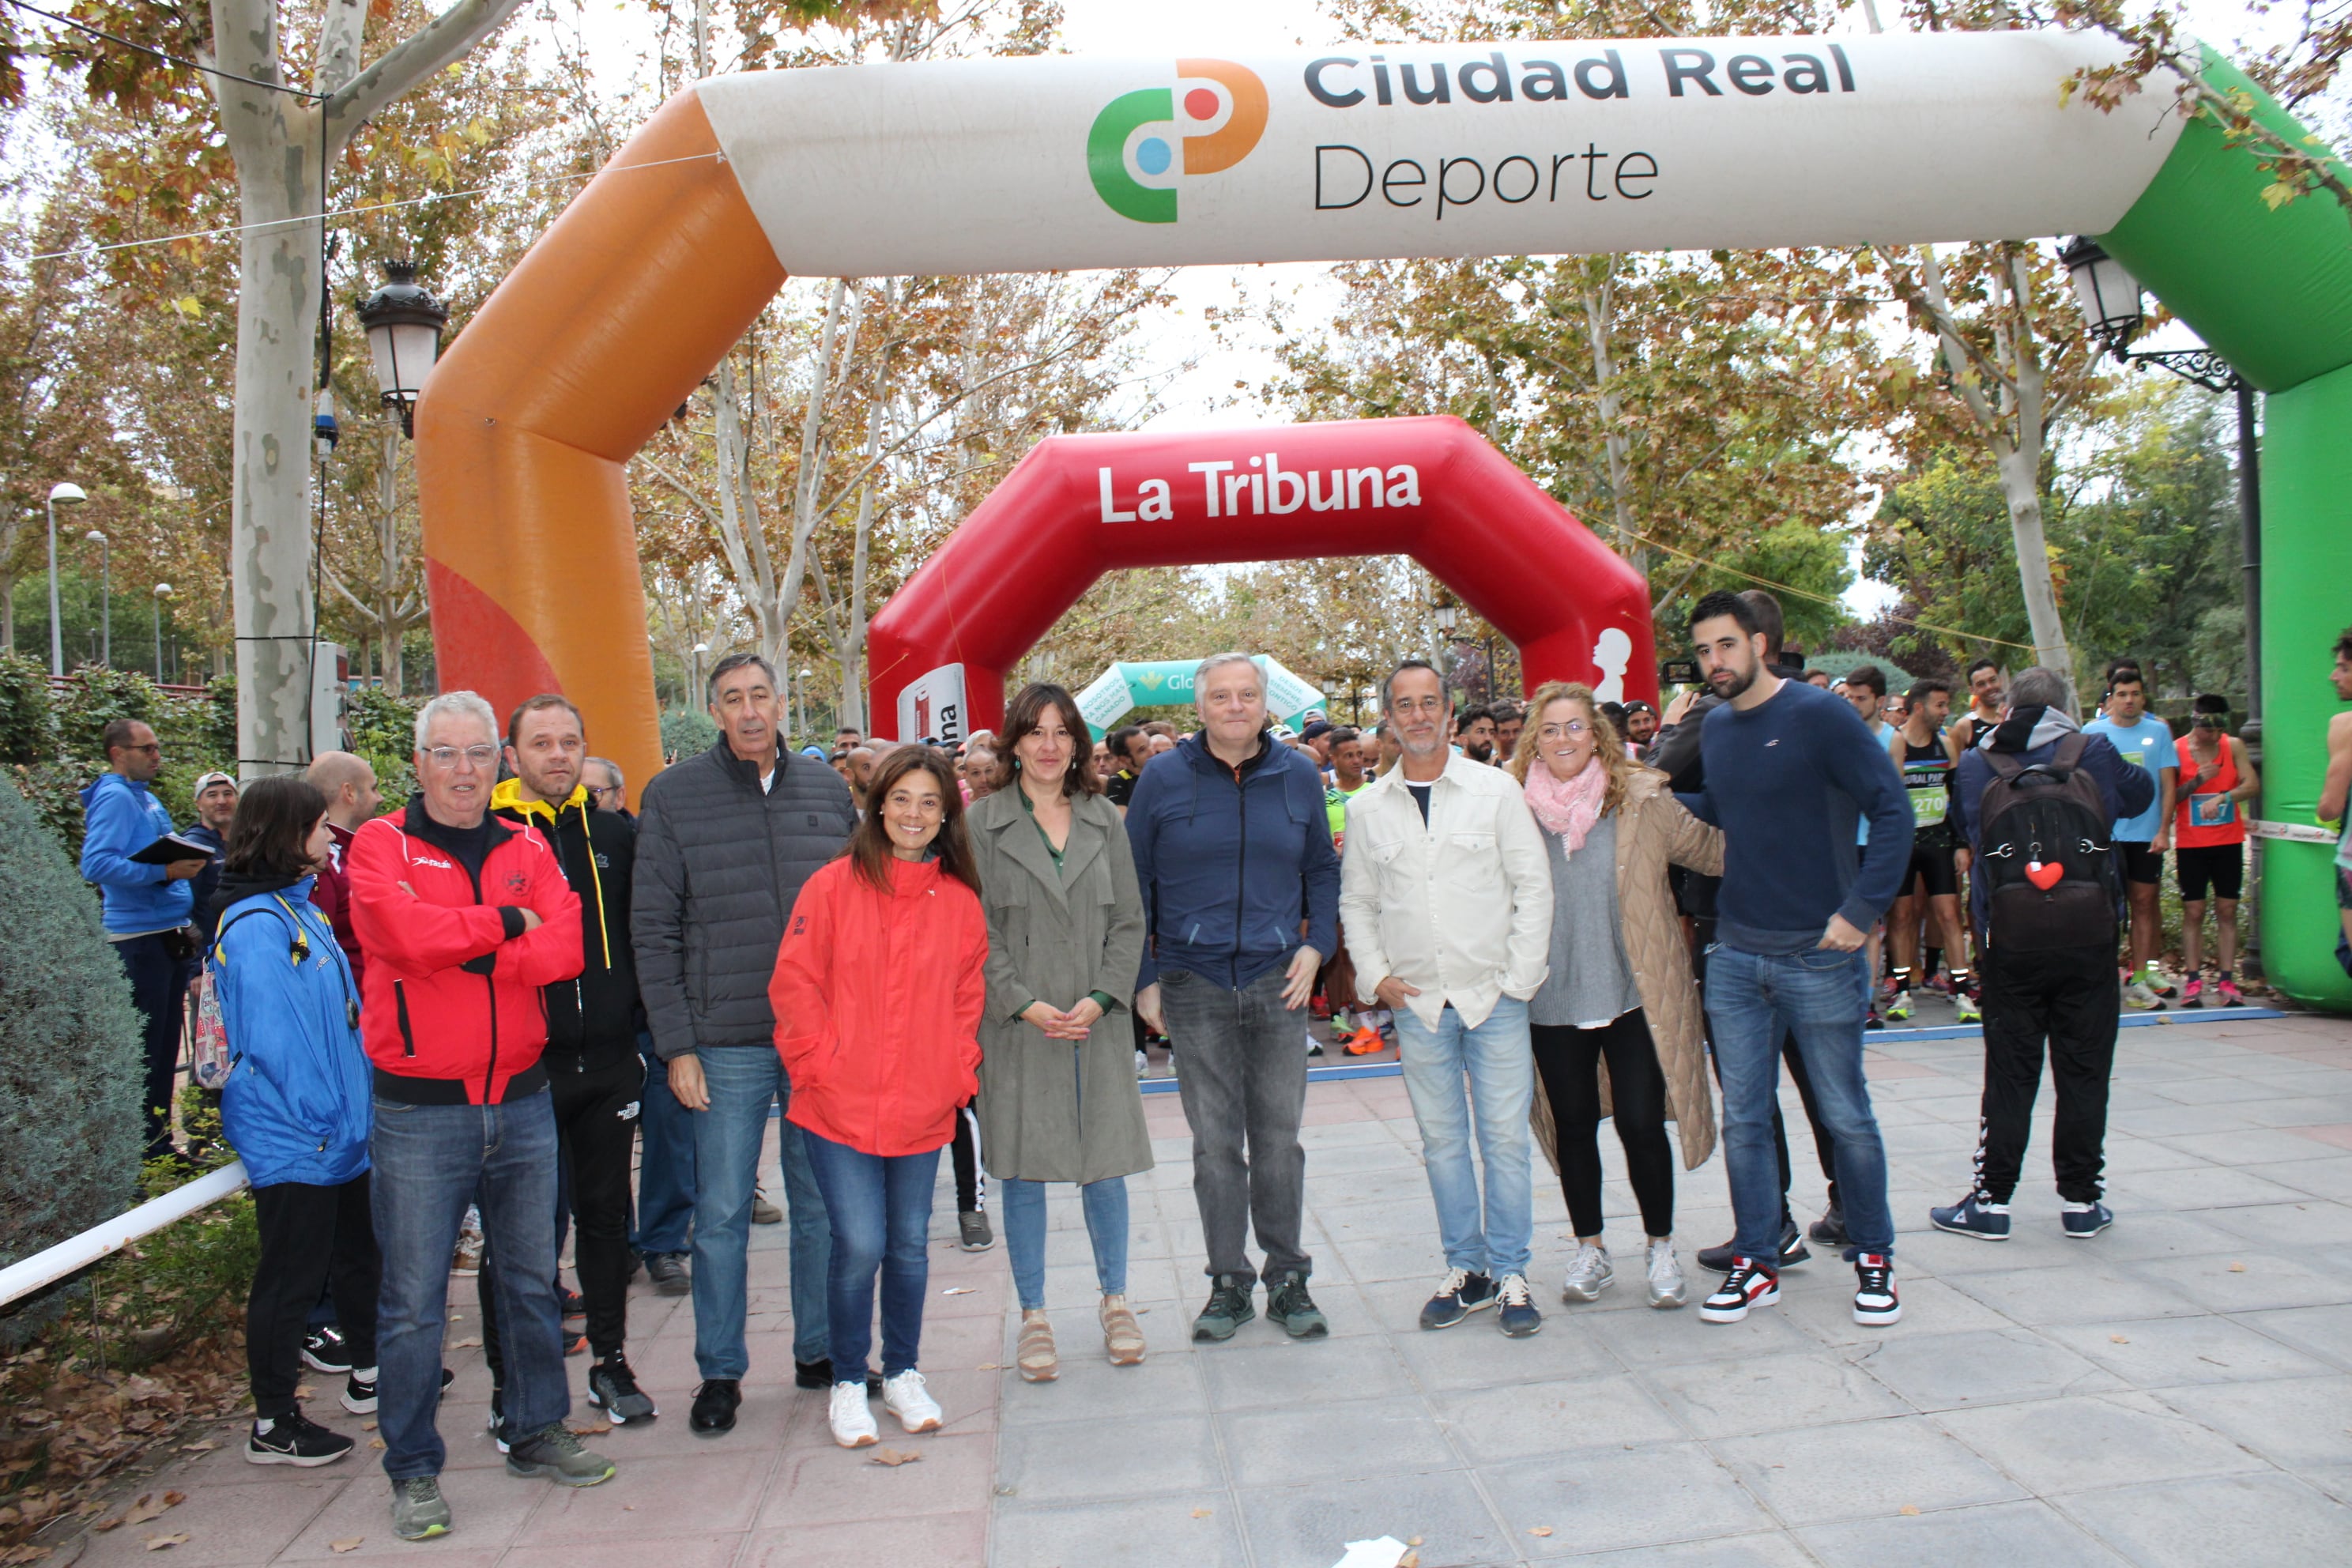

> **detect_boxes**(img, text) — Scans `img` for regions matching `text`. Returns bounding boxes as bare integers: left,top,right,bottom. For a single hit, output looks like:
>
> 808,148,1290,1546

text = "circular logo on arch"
1087,59,1268,224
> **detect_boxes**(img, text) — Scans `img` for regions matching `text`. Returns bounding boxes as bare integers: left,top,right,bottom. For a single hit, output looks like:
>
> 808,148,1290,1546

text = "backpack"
1977,733,2118,952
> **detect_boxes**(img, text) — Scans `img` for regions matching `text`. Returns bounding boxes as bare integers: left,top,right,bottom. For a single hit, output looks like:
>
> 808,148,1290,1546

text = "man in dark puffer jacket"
632,653,860,1438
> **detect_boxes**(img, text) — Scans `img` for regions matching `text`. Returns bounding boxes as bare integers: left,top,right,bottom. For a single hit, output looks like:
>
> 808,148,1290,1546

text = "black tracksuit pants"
248,1174,379,1418
483,1052,642,1373
1973,944,2118,1204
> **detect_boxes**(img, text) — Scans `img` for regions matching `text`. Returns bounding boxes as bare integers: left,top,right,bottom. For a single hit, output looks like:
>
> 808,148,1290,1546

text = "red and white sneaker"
1853,1254,1901,1327
1698,1258,1779,1324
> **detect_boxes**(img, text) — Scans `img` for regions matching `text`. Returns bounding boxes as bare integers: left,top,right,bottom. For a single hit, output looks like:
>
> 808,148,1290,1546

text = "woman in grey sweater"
1510,682,1724,1310
966,684,1152,1382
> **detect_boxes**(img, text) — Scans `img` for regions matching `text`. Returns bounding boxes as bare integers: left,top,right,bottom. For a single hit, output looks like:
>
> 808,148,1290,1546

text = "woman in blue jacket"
207,777,379,1468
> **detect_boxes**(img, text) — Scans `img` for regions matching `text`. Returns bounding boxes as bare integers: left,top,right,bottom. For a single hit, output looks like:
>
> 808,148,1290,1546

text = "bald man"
305,751,383,987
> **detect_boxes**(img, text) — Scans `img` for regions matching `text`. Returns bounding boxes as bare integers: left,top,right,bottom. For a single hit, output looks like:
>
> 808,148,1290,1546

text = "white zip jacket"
1339,753,1553,1031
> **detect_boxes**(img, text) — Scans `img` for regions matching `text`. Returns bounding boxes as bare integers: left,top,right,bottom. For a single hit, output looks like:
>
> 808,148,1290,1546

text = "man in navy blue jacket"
1129,654,1340,1344
1935,666,2153,1245
1681,593,1913,1331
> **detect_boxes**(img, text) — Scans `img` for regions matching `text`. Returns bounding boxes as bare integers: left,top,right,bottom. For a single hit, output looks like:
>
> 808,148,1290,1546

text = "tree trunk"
1581,262,1647,577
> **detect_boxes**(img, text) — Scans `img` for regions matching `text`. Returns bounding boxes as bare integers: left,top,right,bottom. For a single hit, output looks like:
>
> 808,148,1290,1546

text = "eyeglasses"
1538,721,1592,739
2192,714,2227,728
121,742,161,755
589,784,623,800
423,744,499,770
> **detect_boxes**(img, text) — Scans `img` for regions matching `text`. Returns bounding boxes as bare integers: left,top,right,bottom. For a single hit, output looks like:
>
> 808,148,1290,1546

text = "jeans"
1161,965,1312,1283
371,1090,564,1479
689,1046,831,1378
801,1129,940,1381
1706,945,1894,1263
1001,1177,1129,1310
631,1032,696,1257
1395,997,1536,1282
247,1174,379,1419
113,933,190,1162
481,1052,640,1370
1974,944,2120,1203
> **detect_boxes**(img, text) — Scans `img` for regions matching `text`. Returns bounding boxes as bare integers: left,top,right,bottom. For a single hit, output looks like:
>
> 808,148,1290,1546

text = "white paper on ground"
1331,1538,1410,1568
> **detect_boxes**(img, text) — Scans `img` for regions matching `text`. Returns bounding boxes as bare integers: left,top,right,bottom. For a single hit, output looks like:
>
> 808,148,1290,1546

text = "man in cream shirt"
1341,659,1553,1338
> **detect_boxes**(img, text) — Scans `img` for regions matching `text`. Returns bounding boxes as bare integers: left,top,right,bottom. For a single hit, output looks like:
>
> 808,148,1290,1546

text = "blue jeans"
801,1129,940,1381
690,1047,831,1377
1394,996,1536,1282
631,1033,696,1257
371,1091,564,1479
1706,945,1894,1262
1001,1177,1129,1311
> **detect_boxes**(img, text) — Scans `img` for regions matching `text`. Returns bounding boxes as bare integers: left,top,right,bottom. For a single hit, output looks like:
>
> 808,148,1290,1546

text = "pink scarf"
1525,756,1607,851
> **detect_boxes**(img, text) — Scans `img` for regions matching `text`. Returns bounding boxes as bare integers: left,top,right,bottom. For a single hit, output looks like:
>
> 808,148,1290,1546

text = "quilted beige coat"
1528,767,1725,1173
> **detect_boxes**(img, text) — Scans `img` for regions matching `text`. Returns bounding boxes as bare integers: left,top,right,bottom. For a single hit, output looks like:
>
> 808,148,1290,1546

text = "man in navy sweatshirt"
1679,592,1913,1330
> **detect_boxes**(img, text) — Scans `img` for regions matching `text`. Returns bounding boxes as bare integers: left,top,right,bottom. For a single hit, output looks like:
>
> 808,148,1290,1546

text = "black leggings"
483,1052,641,1371
248,1174,379,1417
1531,1011,1675,1240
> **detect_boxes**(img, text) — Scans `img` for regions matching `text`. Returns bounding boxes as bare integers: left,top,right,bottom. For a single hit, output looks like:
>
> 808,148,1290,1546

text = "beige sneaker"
1100,1294,1146,1366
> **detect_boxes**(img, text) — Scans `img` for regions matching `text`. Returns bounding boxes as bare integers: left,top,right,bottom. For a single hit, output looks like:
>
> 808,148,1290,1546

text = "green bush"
0,650,53,763
662,706,718,761
346,685,422,805
0,770,145,1344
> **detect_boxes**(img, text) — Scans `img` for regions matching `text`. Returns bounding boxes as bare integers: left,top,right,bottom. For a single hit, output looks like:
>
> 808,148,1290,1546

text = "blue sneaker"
1928,1194,2011,1241
1418,1268,1498,1329
1494,1274,1542,1338
2061,1201,2114,1238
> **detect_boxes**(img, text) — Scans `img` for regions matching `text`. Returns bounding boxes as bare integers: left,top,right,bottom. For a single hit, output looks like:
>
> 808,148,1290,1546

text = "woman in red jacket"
771,746,988,1449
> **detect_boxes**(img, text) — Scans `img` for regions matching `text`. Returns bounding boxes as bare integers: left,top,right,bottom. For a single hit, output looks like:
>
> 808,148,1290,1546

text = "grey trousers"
1162,963,1313,1283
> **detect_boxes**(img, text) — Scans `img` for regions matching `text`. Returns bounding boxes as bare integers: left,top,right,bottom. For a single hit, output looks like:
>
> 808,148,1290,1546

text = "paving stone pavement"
81,1009,2352,1566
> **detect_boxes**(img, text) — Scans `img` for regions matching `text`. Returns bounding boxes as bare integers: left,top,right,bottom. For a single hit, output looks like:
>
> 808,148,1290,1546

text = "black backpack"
1977,733,2118,952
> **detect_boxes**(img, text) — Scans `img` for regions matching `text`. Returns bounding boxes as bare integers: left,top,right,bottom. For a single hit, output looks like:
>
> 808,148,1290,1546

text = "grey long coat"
968,786,1152,1185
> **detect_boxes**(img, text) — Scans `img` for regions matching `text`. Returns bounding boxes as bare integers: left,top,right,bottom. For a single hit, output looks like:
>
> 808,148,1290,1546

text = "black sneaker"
301,1324,352,1374
1698,1258,1780,1324
1265,1270,1329,1340
1807,1200,1849,1247
1419,1267,1498,1330
586,1355,658,1424
644,1252,691,1297
689,1378,741,1437
794,1358,883,1394
342,1372,377,1415
487,1385,510,1454
1191,1274,1257,1342
558,1287,586,1323
1697,1219,1810,1273
1852,1253,1901,1326
247,1409,354,1467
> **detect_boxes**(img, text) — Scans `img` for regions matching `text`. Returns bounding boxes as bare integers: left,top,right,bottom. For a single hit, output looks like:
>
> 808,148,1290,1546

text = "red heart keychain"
2025,860,2064,891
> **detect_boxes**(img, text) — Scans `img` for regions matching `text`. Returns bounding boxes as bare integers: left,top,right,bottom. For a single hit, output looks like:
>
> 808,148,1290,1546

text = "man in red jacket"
348,692,609,1543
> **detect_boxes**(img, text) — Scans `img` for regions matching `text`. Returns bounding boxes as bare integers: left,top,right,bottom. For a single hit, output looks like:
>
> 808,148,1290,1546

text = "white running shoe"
1645,1238,1687,1309
828,1382,878,1448
2122,979,2163,1011
881,1369,943,1434
1560,1242,1614,1302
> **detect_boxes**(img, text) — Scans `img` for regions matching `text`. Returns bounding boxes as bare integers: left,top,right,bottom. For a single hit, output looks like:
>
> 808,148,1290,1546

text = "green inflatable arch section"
2097,47,2352,1008
1072,656,1326,739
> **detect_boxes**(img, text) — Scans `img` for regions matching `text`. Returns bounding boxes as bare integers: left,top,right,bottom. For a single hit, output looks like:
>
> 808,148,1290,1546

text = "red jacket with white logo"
771,854,986,1157
349,797,585,1104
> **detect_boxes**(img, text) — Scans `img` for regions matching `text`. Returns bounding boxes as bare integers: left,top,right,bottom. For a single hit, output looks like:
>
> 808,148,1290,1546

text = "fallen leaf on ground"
330,1539,364,1554
568,1422,611,1436
1899,1505,1920,1517
1400,1555,1420,1568
1529,1526,1553,1537
179,1441,217,1453
1134,1306,1150,1314
141,1534,190,1551
868,1447,923,1467
122,1494,173,1526
2110,1333,2130,1344
1191,1508,1212,1518
362,1421,377,1430
940,1287,975,1297
2228,1262,2247,1273
450,1337,483,1349
92,1517,122,1532
1407,1540,1423,1548
975,1363,1002,1370
369,1438,385,1449
162,1493,183,1507
296,1385,315,1399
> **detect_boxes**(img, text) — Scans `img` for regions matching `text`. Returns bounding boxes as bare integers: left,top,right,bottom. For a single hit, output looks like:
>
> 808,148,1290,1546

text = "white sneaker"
827,1382,878,1448
880,1369,942,1434
2122,979,2162,1011
1560,1242,1613,1302
1645,1239,1687,1309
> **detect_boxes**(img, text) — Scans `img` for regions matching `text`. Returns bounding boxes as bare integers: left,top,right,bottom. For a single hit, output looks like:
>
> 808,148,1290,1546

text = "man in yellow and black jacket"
484,695,659,1430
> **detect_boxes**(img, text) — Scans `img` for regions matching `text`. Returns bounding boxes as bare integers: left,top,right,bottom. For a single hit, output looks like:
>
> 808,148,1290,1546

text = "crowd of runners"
68,592,2352,1543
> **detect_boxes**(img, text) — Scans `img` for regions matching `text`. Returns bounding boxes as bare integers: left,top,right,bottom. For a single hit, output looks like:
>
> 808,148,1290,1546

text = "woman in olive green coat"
968,683,1152,1382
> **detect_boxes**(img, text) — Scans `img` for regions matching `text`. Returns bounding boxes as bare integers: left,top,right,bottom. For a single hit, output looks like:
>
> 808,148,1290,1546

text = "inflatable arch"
862,417,1653,744
416,31,2352,1007
1072,657,1326,741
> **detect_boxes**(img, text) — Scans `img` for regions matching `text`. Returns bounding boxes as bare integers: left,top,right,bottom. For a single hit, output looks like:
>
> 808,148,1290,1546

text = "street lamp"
84,530,109,665
153,583,172,682
797,667,813,746
355,261,449,439
690,642,710,706
2060,236,2261,741
44,481,86,677
1432,601,1460,636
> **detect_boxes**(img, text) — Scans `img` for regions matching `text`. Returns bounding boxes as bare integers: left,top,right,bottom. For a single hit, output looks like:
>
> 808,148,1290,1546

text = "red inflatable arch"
867,416,1654,741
